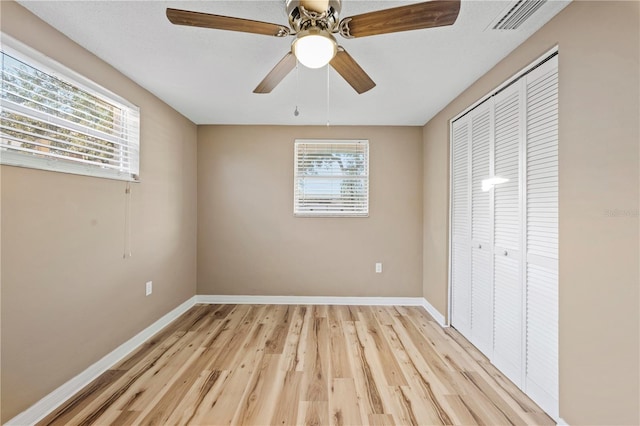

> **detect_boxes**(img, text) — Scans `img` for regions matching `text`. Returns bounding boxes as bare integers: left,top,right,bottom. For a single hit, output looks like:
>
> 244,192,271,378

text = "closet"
449,52,558,419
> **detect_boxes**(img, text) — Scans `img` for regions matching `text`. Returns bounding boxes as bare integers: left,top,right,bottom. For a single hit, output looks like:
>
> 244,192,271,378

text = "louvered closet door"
492,82,524,388
524,55,559,418
469,103,493,356
451,117,471,337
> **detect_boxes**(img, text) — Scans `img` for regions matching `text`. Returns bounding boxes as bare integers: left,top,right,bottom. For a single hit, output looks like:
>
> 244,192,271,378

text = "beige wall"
0,2,198,421
422,1,639,424
422,120,450,321
198,125,423,297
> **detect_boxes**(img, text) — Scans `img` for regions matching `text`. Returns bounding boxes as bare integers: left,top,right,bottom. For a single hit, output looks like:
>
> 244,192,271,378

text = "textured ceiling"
16,0,570,125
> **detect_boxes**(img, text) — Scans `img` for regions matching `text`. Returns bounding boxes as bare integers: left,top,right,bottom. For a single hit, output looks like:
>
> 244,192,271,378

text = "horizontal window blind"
294,140,369,217
1,42,140,181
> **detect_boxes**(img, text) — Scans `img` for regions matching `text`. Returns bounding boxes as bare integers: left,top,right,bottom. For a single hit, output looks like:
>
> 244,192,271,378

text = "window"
0,36,140,181
294,139,369,217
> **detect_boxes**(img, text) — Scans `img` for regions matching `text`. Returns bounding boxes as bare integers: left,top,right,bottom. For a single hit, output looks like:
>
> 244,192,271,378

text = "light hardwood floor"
39,304,554,425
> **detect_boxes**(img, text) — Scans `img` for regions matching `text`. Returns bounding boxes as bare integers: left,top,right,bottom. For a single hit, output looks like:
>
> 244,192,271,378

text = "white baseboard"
195,294,426,307
557,418,569,425
6,296,197,426
419,297,447,327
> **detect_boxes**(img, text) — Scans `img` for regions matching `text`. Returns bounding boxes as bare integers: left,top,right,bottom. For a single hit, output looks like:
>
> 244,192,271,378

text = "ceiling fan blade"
330,48,376,94
254,52,297,94
338,0,460,38
166,8,290,37
300,0,329,13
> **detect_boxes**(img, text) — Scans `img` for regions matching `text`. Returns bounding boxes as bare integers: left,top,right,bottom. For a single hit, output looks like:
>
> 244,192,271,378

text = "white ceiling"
16,0,570,126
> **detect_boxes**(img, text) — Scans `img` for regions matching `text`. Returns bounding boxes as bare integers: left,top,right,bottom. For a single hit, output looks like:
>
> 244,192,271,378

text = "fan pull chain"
326,64,330,126
123,182,132,259
294,60,300,117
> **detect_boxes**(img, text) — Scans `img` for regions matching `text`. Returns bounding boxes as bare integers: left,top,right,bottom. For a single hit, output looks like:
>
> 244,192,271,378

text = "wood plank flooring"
38,304,554,425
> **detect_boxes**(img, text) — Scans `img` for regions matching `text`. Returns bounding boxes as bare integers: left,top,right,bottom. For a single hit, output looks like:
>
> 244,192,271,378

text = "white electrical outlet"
375,262,383,273
145,281,153,296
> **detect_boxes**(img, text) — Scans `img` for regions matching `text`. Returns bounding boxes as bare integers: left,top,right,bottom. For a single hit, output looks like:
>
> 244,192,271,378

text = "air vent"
491,0,547,30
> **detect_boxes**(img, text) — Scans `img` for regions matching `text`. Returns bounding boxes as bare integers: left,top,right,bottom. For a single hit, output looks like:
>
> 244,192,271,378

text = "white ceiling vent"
491,0,547,30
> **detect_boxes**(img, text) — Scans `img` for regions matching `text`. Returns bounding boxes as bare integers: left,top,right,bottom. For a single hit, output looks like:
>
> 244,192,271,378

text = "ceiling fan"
166,0,460,94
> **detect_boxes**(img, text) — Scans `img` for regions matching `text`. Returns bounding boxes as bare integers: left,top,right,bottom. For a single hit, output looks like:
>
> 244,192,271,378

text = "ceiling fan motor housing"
286,0,342,33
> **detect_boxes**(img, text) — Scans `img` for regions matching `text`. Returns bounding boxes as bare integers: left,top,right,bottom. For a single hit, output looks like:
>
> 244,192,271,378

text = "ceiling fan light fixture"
292,29,337,69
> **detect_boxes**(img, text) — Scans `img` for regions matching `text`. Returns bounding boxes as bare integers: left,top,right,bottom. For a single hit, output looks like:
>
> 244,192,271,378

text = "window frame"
293,139,370,218
0,34,140,182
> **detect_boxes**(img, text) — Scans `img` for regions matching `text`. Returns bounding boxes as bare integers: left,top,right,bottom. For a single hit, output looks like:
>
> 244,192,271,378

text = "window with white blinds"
0,39,140,181
294,140,369,217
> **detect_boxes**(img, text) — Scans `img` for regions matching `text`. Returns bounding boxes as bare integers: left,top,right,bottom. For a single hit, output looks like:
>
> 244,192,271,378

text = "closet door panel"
493,253,522,384
525,56,559,418
492,83,523,388
451,117,471,337
470,104,493,356
526,264,558,397
493,86,521,252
